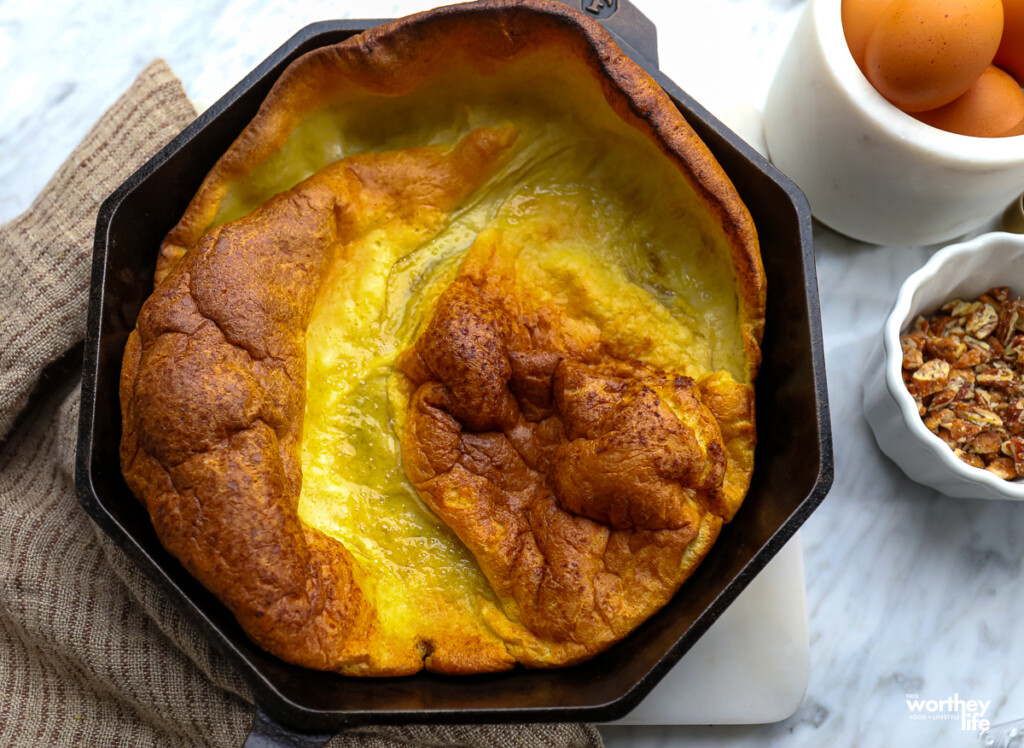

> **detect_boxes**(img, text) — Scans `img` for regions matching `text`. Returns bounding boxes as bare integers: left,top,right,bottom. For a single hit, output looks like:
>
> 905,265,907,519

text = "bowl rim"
883,231,1024,500
810,0,1024,165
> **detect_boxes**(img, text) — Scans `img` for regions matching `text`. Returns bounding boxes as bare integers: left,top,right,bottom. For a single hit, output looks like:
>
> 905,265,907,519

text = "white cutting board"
608,533,809,725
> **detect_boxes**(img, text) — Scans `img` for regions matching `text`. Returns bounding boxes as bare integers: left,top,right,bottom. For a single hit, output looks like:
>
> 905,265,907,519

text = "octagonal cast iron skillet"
75,2,833,745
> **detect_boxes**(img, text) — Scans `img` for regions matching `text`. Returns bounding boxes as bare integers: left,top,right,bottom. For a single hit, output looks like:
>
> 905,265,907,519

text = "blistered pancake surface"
120,0,765,675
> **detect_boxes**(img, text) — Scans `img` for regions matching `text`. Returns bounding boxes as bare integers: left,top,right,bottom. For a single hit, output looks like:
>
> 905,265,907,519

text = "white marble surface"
5,1,1024,746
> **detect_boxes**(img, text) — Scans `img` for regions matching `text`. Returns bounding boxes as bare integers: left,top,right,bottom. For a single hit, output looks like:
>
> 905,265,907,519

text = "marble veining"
5,1,1024,746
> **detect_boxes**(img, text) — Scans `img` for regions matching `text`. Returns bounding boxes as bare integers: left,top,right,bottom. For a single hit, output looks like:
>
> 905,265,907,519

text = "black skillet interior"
76,5,832,734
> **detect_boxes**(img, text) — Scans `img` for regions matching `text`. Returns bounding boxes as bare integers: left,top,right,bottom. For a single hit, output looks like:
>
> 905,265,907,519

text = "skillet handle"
242,705,334,748
562,0,659,68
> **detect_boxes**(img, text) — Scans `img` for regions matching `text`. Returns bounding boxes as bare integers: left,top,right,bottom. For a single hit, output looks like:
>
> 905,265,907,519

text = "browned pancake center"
397,277,742,664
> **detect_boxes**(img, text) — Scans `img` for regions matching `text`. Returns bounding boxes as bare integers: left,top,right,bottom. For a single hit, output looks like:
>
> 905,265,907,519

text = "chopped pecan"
929,316,957,336
948,370,976,402
966,304,999,339
995,299,1020,346
987,457,1017,480
954,449,985,469
1007,437,1024,476
903,287,1024,480
949,418,982,443
924,336,966,363
912,359,950,396
902,332,926,349
957,403,1003,428
977,368,1016,388
1006,334,1024,363
929,388,958,410
986,287,1010,303
1003,401,1024,436
902,346,924,371
970,429,1003,454
955,337,993,368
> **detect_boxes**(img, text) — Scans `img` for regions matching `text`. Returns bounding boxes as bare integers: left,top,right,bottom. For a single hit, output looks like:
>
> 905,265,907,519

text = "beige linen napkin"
0,59,602,748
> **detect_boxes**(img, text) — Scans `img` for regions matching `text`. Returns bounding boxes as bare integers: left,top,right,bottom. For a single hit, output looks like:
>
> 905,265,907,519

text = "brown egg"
995,0,1024,84
913,66,1024,137
842,0,897,72
865,0,1004,112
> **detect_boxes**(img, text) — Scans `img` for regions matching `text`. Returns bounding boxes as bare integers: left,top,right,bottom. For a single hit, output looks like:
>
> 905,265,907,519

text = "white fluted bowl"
864,233,1024,499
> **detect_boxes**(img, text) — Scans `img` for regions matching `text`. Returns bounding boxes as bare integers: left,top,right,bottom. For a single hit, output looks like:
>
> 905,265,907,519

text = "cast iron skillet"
75,1,833,745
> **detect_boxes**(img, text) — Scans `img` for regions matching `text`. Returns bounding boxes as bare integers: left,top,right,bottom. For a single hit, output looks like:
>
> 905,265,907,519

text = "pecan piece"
956,403,1003,428
902,346,924,371
912,359,950,397
966,304,999,339
1007,437,1024,476
929,388,958,410
1003,400,1024,436
996,299,1020,347
987,457,1017,480
956,337,993,368
954,449,985,469
924,336,966,363
970,429,1003,455
977,368,1016,389
930,315,961,336
902,332,926,350
985,287,1010,303
949,418,982,443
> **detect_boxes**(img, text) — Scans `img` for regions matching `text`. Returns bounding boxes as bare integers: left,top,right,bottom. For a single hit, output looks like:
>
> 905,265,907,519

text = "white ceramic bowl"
864,233,1024,500
764,0,1024,247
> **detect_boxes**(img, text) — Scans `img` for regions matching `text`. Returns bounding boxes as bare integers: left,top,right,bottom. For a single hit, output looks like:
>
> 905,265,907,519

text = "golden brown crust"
396,274,748,665
122,127,518,674
124,0,765,675
155,0,765,379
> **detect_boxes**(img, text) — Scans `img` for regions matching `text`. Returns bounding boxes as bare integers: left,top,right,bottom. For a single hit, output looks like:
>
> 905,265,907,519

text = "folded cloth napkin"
0,59,603,748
